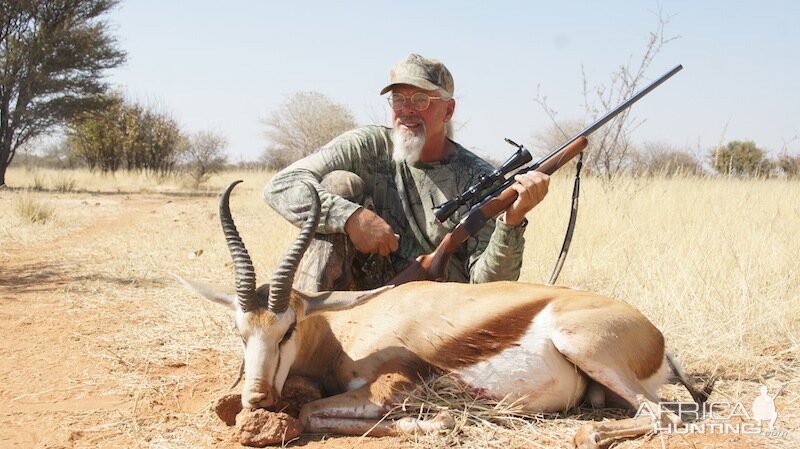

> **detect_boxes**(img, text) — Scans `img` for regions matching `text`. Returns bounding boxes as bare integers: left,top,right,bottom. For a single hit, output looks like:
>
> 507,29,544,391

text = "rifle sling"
548,151,584,285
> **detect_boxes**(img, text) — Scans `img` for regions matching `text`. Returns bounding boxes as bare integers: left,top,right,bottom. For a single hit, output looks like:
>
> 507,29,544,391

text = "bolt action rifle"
388,64,684,285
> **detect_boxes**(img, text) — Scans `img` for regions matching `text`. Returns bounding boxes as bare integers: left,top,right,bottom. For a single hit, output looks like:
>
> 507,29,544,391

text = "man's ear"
444,98,456,122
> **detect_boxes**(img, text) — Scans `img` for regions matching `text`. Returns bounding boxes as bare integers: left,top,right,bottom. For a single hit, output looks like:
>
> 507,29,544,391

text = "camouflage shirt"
263,125,526,283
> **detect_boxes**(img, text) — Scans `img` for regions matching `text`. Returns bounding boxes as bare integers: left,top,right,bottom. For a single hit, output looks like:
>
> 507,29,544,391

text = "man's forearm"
264,167,360,234
468,218,526,283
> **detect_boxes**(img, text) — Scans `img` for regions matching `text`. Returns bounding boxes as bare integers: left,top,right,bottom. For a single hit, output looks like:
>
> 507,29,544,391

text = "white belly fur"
454,305,587,412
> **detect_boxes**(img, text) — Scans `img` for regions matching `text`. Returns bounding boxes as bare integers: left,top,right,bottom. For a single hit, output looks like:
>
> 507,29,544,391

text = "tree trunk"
0,138,11,188
0,160,7,187
1,95,12,187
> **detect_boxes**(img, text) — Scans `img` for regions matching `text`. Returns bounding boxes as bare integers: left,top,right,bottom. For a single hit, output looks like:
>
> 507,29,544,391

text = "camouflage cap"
379,54,454,97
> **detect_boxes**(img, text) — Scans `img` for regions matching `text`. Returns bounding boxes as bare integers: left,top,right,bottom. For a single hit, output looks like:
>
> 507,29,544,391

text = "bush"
777,154,800,178
179,131,228,188
635,143,704,176
710,140,773,177
68,94,184,174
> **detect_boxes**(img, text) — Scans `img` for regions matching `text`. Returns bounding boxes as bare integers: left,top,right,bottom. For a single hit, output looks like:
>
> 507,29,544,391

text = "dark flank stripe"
431,298,553,370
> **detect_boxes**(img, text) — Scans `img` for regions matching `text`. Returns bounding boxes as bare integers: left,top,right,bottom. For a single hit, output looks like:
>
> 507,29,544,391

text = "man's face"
390,85,453,142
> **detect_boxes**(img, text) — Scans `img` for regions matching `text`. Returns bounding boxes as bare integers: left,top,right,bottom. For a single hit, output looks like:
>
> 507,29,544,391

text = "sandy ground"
0,191,397,449
1,189,796,449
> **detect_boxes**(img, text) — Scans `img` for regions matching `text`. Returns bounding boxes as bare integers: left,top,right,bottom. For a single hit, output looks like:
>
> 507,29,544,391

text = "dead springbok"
179,180,710,448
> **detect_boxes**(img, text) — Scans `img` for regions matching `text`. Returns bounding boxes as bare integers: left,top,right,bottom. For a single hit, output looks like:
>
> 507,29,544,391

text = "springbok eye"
280,322,296,344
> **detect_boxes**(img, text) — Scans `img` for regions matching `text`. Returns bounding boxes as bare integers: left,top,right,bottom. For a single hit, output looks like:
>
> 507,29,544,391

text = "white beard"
391,121,426,164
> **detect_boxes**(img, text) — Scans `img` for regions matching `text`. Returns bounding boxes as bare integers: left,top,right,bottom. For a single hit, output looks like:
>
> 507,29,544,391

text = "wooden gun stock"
389,137,588,285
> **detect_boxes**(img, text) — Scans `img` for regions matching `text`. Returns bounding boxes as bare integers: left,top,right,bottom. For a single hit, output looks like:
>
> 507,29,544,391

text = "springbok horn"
220,180,258,312
268,182,321,313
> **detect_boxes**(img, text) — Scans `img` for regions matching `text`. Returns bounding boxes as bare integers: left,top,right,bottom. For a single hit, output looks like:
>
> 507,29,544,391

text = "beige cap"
379,54,454,97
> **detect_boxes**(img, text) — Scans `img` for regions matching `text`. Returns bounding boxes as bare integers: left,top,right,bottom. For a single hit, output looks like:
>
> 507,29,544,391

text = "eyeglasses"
387,92,445,111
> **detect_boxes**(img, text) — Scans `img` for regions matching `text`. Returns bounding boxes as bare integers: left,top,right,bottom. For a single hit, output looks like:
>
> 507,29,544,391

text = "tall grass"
51,172,78,192
524,174,799,378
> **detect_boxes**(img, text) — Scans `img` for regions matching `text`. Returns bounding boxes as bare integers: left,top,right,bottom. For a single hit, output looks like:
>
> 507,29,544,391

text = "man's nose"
395,98,418,114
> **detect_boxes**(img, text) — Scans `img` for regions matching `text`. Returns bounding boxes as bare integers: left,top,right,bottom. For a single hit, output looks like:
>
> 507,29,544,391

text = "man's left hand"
503,172,550,226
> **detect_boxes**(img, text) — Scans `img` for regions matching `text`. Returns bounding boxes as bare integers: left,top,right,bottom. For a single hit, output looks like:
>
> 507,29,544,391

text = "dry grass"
525,174,800,381
2,166,798,448
384,374,580,449
5,166,268,194
13,194,56,224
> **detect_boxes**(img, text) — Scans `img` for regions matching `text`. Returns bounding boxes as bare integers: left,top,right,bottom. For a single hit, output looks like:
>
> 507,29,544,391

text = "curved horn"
268,182,321,313
219,180,258,312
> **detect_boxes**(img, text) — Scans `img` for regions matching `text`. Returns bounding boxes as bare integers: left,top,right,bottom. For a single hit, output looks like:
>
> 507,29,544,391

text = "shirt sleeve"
440,148,528,284
467,214,526,283
263,127,381,234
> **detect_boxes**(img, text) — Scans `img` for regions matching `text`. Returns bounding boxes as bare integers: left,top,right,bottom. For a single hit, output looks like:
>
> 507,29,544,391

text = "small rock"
236,409,302,447
214,393,243,426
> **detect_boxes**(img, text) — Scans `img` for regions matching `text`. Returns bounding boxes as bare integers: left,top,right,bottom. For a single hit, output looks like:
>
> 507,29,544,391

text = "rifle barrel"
532,64,683,171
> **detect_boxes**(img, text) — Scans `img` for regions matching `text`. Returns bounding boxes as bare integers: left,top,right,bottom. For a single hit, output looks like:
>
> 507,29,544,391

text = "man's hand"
344,208,399,256
504,172,550,226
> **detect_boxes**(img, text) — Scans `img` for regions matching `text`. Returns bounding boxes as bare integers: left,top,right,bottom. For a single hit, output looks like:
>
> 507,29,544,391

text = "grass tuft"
14,195,56,224
31,170,47,191
52,172,78,192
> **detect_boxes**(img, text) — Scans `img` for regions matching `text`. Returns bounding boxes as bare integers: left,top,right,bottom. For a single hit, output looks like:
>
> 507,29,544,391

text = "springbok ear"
298,285,394,318
172,274,238,310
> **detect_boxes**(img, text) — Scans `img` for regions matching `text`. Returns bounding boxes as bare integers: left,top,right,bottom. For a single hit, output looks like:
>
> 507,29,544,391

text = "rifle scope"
433,140,532,223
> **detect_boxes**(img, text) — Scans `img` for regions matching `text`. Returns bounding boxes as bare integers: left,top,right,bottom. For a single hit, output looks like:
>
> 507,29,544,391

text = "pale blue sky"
107,1,799,162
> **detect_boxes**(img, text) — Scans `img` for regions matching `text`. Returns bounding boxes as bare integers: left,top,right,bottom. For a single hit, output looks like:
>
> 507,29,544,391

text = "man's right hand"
344,208,399,256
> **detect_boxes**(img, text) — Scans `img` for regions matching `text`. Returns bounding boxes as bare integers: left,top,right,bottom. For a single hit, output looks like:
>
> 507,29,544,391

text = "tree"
0,0,126,187
711,140,773,177
775,136,799,178
180,130,228,187
777,154,800,178
260,91,357,170
67,94,184,173
534,9,677,180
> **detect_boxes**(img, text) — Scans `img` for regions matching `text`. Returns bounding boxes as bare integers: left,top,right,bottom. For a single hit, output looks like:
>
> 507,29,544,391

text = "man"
264,54,549,291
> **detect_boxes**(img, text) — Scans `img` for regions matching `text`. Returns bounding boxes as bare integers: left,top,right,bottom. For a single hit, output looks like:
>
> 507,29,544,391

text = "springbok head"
179,180,389,409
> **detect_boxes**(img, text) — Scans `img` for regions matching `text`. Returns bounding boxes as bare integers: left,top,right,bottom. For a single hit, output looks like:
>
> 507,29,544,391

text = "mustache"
395,116,423,124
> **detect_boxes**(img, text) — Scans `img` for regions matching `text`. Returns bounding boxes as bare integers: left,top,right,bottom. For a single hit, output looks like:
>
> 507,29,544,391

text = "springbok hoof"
432,409,455,430
573,424,601,449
